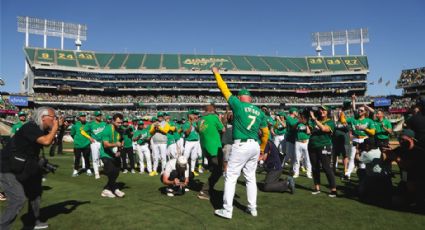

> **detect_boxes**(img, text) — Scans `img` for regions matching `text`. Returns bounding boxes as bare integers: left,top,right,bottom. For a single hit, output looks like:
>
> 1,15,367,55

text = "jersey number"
247,115,256,130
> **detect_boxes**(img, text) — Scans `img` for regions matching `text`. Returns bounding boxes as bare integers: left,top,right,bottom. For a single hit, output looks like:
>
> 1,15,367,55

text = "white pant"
273,135,285,154
90,141,101,176
167,143,177,160
294,141,311,175
223,140,260,213
152,143,167,172
176,138,185,156
345,145,357,177
184,141,201,172
136,144,152,173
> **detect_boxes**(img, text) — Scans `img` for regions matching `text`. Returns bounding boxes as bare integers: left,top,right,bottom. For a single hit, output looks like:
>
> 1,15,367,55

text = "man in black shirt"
0,107,59,230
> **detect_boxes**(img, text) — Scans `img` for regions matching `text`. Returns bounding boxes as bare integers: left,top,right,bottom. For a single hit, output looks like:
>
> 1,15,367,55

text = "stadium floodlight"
17,16,87,50
311,28,369,56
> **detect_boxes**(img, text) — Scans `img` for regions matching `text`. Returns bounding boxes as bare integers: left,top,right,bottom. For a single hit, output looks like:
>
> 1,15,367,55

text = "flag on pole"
385,80,391,86
378,77,383,84
369,81,374,85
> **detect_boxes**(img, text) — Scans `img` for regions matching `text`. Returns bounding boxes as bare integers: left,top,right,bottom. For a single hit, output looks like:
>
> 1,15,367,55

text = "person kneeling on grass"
261,141,295,194
161,156,194,197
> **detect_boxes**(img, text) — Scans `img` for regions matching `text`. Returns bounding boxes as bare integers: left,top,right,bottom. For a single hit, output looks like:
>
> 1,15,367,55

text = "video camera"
64,116,75,124
38,157,58,174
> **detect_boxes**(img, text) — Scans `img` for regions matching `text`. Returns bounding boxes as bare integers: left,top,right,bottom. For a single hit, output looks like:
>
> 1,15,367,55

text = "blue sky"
1,0,424,95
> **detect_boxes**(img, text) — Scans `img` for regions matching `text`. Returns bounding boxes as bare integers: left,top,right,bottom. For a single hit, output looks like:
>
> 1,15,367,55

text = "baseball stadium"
1,1,425,230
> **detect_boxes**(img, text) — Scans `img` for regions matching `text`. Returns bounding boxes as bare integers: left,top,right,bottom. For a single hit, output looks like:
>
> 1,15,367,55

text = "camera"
302,107,319,119
65,116,75,124
38,157,58,174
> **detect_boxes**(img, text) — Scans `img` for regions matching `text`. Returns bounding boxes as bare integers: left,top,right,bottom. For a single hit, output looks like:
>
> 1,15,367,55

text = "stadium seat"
279,58,301,72
324,57,347,71
76,52,98,67
290,58,309,72
228,56,253,71
24,48,36,64
162,54,180,69
245,56,270,71
307,57,327,71
124,54,144,69
56,50,77,67
261,57,288,72
142,54,161,69
35,48,55,64
108,54,127,69
95,53,114,68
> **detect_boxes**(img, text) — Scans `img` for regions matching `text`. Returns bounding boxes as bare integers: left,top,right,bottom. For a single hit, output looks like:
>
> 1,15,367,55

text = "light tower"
311,28,369,56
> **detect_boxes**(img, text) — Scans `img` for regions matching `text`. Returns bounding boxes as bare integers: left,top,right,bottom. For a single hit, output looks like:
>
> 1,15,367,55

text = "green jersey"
121,125,134,148
83,120,107,141
296,123,310,141
274,121,286,136
173,123,182,140
11,121,25,136
70,121,90,149
228,96,267,141
133,128,151,145
284,115,299,143
100,124,121,159
374,118,392,140
183,121,199,141
199,113,224,156
308,119,335,149
167,121,177,146
352,117,375,138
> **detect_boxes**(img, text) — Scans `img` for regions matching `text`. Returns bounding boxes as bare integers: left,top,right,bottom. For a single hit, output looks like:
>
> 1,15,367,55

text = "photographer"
308,105,337,197
0,107,59,230
161,156,193,197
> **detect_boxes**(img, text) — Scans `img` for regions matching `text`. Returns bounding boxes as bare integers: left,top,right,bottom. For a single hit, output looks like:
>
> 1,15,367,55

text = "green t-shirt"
228,96,267,142
274,121,287,136
199,113,224,156
183,121,199,141
133,128,151,145
284,115,299,143
121,125,134,148
296,123,310,141
173,123,182,140
352,117,375,138
11,121,25,136
166,121,177,146
70,121,91,149
308,119,335,149
100,124,121,159
374,118,392,140
84,120,107,141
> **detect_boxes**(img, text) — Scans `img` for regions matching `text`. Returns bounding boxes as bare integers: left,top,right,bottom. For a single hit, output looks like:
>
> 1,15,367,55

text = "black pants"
101,157,120,191
263,169,289,192
201,150,223,194
49,136,63,156
120,147,134,171
308,145,336,189
74,147,91,171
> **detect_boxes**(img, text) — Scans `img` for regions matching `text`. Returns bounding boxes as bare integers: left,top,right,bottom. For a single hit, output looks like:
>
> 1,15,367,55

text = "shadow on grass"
21,200,90,227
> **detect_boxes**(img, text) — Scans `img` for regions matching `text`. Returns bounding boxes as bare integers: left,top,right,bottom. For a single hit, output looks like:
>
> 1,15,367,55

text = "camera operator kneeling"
160,156,194,197
0,107,59,230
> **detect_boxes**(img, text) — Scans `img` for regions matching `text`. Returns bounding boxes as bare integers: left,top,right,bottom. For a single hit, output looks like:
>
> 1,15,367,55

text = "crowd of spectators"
397,67,425,88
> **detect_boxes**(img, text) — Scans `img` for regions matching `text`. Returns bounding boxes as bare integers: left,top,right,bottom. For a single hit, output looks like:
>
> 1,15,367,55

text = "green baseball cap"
18,111,26,116
401,129,415,139
157,112,164,117
106,115,112,120
277,111,285,116
164,112,170,116
319,105,330,111
94,111,102,116
288,107,298,113
238,89,251,97
123,117,129,122
151,116,158,122
138,120,144,125
79,112,87,117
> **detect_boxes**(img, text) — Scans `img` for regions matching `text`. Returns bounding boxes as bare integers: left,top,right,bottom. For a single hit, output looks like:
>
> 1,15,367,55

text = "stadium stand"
396,67,425,96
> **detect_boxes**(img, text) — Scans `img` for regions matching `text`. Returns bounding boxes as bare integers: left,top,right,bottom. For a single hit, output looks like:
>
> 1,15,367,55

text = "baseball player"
272,112,287,154
81,111,107,179
133,120,153,175
150,113,171,175
165,112,178,159
10,111,27,137
183,110,202,176
212,67,269,219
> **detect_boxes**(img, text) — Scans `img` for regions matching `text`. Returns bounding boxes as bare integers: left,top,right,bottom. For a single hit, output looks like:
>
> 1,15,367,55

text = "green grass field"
1,143,424,230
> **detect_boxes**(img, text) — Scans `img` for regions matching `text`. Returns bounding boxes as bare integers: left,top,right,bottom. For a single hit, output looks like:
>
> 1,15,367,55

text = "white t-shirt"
162,159,189,178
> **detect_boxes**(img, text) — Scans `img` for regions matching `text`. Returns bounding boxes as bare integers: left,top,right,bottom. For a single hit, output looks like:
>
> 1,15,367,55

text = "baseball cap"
123,118,129,122
157,112,164,117
289,107,298,113
94,111,102,116
138,120,144,125
238,89,251,97
319,105,330,111
177,156,188,167
277,111,285,116
164,112,170,116
18,111,26,116
106,115,112,120
79,112,87,117
151,116,158,122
